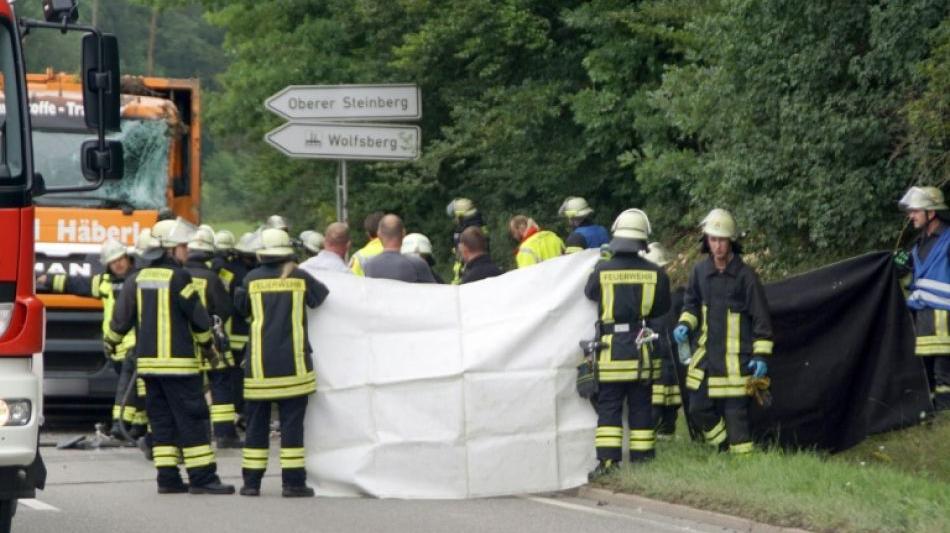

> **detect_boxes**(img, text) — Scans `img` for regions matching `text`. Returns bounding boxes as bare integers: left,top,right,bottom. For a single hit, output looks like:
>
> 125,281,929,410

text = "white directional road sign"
265,84,421,122
265,122,421,161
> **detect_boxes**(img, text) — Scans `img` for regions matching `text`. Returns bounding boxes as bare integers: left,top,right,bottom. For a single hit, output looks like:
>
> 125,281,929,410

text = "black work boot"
239,486,261,497
189,480,235,495
588,459,619,481
157,482,189,494
282,485,315,498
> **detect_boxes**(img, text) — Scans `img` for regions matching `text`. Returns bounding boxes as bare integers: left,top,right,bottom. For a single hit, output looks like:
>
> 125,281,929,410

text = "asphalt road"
14,430,741,533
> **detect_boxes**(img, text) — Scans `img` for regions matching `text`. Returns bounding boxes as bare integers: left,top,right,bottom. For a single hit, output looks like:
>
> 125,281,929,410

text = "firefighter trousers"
923,356,950,411
113,358,148,431
688,378,754,454
144,375,220,488
652,355,681,436
595,381,655,462
207,369,239,438
242,395,309,489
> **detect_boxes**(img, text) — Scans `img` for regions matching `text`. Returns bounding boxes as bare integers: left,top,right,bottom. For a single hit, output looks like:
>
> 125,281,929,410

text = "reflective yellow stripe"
210,404,236,423
726,310,741,379
641,282,655,317
243,448,269,470
935,385,950,394
182,444,215,469
104,328,124,344
51,274,66,294
565,246,584,254
704,419,727,446
180,283,196,300
730,442,754,454
153,445,179,468
708,376,749,398
916,335,950,355
753,339,773,355
666,385,682,406
249,278,306,294
243,374,317,400
651,384,666,405
136,378,146,397
937,310,948,337
133,410,149,426
250,292,265,379
679,311,698,330
136,357,202,375
629,429,656,451
292,289,306,377
218,269,234,288
280,447,306,469
600,280,614,323
193,329,212,344
595,426,623,448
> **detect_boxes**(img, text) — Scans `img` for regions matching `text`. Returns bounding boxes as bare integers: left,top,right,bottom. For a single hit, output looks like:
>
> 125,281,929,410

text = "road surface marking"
18,499,60,512
520,495,705,532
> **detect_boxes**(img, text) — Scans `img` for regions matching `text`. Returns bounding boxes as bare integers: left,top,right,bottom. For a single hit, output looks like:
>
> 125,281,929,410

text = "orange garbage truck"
25,72,201,412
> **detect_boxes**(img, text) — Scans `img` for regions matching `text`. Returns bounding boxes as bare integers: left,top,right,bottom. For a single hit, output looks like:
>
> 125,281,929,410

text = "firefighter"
899,186,950,410
641,242,683,436
266,214,290,232
402,232,445,283
106,218,234,495
37,238,146,438
350,211,385,276
299,230,325,259
584,209,671,477
211,229,236,272
560,197,610,254
508,215,565,268
447,198,488,284
673,208,773,455
233,228,329,497
186,228,241,448
225,231,262,417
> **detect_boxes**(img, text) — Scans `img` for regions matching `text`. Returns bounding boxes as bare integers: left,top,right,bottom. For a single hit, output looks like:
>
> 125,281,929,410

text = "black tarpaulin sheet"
747,252,932,452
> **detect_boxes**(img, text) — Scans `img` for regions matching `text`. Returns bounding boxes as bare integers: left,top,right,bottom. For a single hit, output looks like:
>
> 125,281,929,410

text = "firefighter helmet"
899,186,948,211
198,223,214,234
265,214,289,232
446,198,477,219
700,208,737,240
188,226,216,253
153,217,197,248
258,228,295,258
99,238,128,266
235,231,262,255
214,230,236,251
611,209,651,240
641,242,671,267
558,197,593,219
134,228,163,261
299,230,325,254
401,233,433,256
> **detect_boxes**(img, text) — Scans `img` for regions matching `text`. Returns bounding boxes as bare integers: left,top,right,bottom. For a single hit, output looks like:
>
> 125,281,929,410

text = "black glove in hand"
200,342,223,369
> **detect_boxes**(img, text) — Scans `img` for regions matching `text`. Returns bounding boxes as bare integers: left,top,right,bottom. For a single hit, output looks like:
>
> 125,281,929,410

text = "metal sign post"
264,84,421,224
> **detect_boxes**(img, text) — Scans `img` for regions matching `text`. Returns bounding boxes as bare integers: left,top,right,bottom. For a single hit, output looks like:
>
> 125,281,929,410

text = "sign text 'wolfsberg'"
265,122,420,161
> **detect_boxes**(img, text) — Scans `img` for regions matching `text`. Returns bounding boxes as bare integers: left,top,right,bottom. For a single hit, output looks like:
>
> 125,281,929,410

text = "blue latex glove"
673,324,690,344
748,357,768,378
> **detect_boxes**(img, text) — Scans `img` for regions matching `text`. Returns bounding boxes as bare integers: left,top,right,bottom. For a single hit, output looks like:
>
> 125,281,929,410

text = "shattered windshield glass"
33,119,168,209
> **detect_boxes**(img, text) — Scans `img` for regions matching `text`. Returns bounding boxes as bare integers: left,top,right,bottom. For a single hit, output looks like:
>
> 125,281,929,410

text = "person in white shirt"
300,222,351,273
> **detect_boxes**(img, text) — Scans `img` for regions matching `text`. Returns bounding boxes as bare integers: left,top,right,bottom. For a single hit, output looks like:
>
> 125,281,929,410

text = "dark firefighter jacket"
234,263,329,400
107,256,213,376
678,254,773,398
185,259,235,368
214,256,251,352
584,251,672,382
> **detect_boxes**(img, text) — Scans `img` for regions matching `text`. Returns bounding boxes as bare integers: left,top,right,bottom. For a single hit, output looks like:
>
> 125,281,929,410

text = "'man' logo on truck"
53,219,141,244
34,261,93,277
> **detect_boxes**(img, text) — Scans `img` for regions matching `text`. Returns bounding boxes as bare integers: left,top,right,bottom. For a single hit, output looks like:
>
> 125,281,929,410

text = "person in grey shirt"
363,214,437,283
300,222,351,274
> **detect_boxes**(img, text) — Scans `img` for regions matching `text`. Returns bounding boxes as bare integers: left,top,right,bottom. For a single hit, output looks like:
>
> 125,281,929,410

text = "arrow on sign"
265,122,421,161
265,84,421,122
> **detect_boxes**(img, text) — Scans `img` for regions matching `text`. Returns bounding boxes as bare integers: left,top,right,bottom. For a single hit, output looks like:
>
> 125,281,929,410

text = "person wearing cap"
300,222,351,274
447,198,489,284
459,227,502,284
508,215,565,268
363,215,437,283
350,211,386,276
640,242,684,437
298,230,325,259
37,238,145,439
233,228,330,497
106,218,234,495
584,210,671,477
402,232,445,283
559,197,610,254
186,227,241,448
899,186,950,410
673,208,773,455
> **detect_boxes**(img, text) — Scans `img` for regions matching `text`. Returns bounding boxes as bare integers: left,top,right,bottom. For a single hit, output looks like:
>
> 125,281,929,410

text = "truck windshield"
33,119,169,209
0,20,24,185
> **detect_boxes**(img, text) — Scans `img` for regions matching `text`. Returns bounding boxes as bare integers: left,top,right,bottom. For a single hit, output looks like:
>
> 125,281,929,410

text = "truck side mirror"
81,139,123,181
42,0,79,23
81,33,120,132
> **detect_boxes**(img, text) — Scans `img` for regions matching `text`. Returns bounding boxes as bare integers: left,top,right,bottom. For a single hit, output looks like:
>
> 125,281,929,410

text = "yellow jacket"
350,238,384,276
516,229,564,268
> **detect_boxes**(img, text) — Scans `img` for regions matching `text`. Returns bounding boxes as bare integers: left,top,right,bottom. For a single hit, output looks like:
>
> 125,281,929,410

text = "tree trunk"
146,7,159,76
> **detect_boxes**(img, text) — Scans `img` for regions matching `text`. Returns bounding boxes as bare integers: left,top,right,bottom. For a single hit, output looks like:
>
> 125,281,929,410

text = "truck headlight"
0,399,32,427
0,302,12,339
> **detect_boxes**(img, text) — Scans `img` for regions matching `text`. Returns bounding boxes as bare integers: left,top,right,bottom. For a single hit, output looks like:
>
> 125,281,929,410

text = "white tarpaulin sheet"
300,250,600,498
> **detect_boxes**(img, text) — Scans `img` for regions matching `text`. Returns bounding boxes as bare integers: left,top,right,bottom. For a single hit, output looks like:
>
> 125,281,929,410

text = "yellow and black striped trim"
595,426,623,448
182,444,215,469
242,448,269,470
153,445,179,468
704,419,727,446
280,447,306,469
629,429,656,452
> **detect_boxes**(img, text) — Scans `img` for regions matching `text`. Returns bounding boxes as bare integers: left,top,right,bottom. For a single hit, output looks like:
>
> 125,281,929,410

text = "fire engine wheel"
0,498,15,533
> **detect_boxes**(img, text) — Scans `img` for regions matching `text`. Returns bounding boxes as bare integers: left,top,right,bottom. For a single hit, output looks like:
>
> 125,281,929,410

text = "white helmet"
701,208,737,240
188,226,216,253
153,217,197,248
446,198,477,219
401,233,433,256
640,242,671,267
299,230,325,254
257,228,295,258
198,223,214,234
559,196,593,219
214,230,236,251
235,231,262,255
265,214,289,232
134,228,163,261
99,238,128,266
899,186,948,211
611,209,651,240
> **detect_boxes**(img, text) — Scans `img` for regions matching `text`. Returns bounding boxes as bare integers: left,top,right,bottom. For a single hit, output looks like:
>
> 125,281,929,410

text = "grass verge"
595,413,950,532
203,219,257,237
